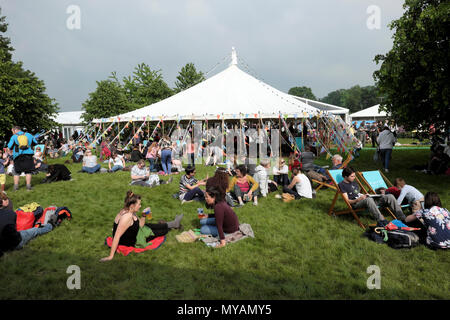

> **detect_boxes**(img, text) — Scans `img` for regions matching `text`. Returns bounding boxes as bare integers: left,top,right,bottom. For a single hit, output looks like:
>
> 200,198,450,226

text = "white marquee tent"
350,104,388,121
93,48,322,123
54,111,85,139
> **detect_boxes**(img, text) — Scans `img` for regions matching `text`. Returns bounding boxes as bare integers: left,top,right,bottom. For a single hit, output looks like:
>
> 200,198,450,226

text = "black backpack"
386,230,419,249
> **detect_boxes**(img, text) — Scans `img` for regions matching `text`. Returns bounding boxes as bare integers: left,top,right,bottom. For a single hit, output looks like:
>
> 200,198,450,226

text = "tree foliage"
82,63,173,123
373,0,449,131
174,62,205,93
81,80,129,123
319,85,381,113
0,8,58,141
288,86,317,100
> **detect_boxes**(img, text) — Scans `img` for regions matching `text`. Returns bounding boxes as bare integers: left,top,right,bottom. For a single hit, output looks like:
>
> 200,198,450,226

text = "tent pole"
279,116,281,162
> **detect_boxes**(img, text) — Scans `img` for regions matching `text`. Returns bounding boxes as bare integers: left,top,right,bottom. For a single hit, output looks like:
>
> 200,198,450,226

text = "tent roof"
289,95,349,115
350,104,387,118
94,52,322,123
54,111,84,125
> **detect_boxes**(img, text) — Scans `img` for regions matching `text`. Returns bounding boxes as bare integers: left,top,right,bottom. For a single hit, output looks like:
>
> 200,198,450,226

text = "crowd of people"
0,123,449,258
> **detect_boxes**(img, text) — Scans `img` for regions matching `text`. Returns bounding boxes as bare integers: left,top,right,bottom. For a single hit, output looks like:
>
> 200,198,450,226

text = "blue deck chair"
357,170,410,210
326,169,367,229
327,169,397,229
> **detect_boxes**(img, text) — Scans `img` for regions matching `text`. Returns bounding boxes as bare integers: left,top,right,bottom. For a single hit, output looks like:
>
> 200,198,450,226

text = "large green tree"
174,62,205,93
0,8,58,141
83,63,173,123
373,0,449,131
288,86,317,100
81,80,129,123
320,89,346,106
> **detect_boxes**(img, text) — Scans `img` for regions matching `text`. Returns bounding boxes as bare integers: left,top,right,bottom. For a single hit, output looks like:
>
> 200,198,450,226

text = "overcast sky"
0,0,405,112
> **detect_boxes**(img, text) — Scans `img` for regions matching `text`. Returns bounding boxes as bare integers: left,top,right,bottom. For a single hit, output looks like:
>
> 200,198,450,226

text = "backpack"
364,220,420,249
16,133,29,151
386,230,420,249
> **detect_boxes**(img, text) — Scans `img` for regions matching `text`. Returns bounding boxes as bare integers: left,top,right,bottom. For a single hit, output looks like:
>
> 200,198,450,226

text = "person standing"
377,125,396,173
6,126,38,191
158,135,173,175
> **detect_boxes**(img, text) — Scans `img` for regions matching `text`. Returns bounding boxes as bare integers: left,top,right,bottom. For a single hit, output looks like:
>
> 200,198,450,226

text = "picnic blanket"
200,223,255,247
105,236,166,256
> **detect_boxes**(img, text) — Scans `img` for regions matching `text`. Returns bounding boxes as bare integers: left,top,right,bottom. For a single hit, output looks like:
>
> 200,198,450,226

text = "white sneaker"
384,169,389,173
275,194,282,199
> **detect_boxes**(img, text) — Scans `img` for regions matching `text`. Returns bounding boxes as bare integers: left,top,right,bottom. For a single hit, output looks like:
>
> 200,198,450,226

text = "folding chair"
326,169,396,229
311,177,336,192
356,170,410,211
326,169,367,229
34,144,46,162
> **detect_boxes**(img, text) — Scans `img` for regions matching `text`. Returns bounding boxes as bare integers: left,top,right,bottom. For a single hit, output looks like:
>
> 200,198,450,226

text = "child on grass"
0,150,9,193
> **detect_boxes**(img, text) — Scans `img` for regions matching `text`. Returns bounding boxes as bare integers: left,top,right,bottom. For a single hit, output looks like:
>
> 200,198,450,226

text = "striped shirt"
179,174,197,198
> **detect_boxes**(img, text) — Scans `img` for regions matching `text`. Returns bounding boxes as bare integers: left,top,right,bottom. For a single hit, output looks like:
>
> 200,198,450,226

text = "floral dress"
415,206,450,249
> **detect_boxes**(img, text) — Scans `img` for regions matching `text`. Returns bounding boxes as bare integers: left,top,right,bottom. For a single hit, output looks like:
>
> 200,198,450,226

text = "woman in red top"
200,186,240,248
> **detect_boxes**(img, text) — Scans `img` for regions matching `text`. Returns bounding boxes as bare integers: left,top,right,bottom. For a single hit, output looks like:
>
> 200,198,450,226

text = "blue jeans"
110,165,123,172
16,224,53,249
161,149,172,174
200,218,218,237
379,149,392,170
148,158,157,172
82,164,101,173
182,187,205,201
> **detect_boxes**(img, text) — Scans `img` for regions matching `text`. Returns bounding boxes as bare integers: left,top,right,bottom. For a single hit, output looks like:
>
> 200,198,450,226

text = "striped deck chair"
327,169,397,229
356,170,410,210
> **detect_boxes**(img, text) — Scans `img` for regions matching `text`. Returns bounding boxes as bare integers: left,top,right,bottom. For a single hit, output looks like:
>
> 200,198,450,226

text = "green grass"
0,149,449,300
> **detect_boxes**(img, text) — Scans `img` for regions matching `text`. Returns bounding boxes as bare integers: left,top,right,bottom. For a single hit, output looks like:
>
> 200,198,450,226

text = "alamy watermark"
66,5,81,30
168,124,280,165
366,265,381,289
66,265,81,290
366,5,381,30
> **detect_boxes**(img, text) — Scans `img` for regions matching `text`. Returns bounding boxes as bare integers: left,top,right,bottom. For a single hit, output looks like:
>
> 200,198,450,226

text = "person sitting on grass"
394,177,425,214
404,192,449,249
81,149,101,174
42,164,72,183
272,158,289,187
200,185,240,248
130,145,144,163
72,142,85,163
254,159,277,197
179,165,206,204
338,167,406,226
131,159,172,187
100,191,184,261
281,166,313,200
108,151,125,173
226,165,260,206
0,192,57,257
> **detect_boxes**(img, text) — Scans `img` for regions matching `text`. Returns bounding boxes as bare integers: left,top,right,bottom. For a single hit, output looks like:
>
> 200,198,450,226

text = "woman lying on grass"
200,186,240,248
100,191,183,261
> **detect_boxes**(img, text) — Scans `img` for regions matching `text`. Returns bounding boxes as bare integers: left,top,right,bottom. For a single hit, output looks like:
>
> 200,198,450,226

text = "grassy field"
0,148,449,300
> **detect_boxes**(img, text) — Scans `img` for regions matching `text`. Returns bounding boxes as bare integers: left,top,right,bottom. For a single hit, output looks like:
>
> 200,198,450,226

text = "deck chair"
311,176,336,192
356,170,410,210
326,169,397,229
326,169,366,229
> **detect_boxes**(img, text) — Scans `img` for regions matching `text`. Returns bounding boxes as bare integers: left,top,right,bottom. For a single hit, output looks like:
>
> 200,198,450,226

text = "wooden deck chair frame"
311,151,353,192
326,169,397,229
356,170,410,213
311,178,336,192
326,169,367,229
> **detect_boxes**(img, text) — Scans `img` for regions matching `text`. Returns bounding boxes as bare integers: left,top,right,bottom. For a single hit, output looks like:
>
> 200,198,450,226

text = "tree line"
288,85,381,114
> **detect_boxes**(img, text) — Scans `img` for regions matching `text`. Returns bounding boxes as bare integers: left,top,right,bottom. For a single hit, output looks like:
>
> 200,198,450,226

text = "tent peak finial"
230,47,238,66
